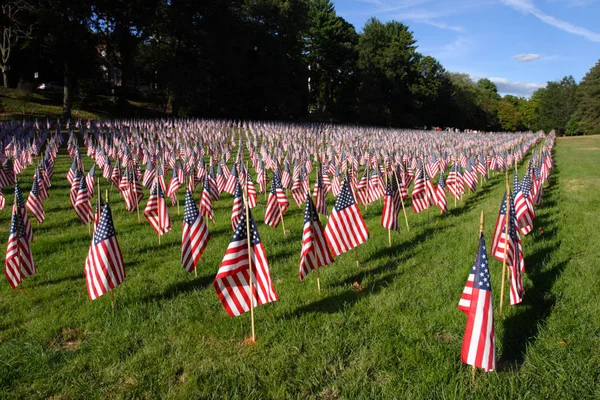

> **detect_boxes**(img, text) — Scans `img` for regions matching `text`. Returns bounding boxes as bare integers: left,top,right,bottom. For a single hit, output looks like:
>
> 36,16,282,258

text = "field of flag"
0,121,598,399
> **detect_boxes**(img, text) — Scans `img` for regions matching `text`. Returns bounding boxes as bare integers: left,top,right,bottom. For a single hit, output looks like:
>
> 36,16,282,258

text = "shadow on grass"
499,166,565,370
140,274,214,303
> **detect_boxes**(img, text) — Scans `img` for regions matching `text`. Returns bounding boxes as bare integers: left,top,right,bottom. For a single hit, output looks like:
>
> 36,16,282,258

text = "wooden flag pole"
499,170,510,316
243,173,256,344
189,176,198,278
104,187,115,312
385,172,392,247
392,167,410,232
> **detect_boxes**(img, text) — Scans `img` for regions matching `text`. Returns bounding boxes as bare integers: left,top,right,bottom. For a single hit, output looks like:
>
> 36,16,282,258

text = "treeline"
1,0,598,133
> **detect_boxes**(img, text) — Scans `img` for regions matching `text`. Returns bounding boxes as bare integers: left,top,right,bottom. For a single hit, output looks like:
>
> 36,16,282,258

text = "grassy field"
0,135,598,399
0,88,165,121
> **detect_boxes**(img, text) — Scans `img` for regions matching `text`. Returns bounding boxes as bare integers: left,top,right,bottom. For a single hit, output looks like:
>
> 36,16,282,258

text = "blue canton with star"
334,180,356,212
472,235,491,292
184,189,199,225
232,207,261,246
94,204,117,245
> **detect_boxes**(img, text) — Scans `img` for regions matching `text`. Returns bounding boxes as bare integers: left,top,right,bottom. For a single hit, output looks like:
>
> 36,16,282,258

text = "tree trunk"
2,66,8,88
63,64,72,120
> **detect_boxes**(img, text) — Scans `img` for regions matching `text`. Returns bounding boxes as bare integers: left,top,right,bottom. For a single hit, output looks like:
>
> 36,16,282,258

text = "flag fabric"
230,183,244,231
74,177,93,225
264,172,289,228
458,233,495,372
299,194,334,282
84,204,126,300
381,180,400,232
144,181,172,235
312,168,328,216
514,172,534,235
26,174,45,224
0,189,5,210
199,175,214,221
15,184,32,243
213,205,278,317
411,169,429,214
182,188,210,273
324,180,369,256
5,205,36,288
434,171,447,213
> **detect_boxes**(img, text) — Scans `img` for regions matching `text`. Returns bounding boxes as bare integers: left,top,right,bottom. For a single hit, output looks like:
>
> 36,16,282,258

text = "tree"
497,95,524,132
357,18,418,126
305,0,358,120
535,76,578,134
568,60,600,135
1,0,34,88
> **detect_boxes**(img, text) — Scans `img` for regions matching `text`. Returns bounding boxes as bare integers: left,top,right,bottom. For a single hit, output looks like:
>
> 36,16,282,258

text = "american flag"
5,205,36,288
199,175,214,221
381,179,400,232
514,172,534,235
312,167,328,216
434,171,447,213
26,173,45,224
230,183,243,231
491,192,524,305
84,204,126,300
86,164,96,198
74,177,93,225
144,180,172,235
224,163,238,195
0,189,5,210
458,233,495,372
142,159,155,189
264,172,289,228
324,180,369,256
245,171,257,209
411,169,430,214
15,184,32,243
291,168,308,207
213,205,278,317
299,194,334,282
166,167,181,206
182,188,210,273
111,160,121,186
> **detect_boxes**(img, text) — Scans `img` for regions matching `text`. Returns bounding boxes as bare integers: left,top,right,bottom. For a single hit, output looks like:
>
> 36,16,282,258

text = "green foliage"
568,60,600,135
1,139,600,398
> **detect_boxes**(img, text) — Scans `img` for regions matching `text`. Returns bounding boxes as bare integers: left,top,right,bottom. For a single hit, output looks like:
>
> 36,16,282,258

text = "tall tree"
0,0,34,88
568,60,600,135
357,18,418,126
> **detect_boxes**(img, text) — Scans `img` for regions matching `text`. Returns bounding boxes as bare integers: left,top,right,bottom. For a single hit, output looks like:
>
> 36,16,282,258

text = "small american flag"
324,180,369,256
182,188,210,273
5,205,36,288
26,173,45,224
84,204,125,300
458,233,495,372
213,205,278,317
144,180,172,236
299,194,334,281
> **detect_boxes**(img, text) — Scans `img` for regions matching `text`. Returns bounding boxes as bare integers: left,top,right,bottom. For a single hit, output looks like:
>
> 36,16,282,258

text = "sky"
335,0,600,97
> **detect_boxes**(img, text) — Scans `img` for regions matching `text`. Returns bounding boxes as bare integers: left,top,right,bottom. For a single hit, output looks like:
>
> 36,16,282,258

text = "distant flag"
230,183,243,231
86,164,96,198
84,204,125,300
411,169,429,214
199,175,214,221
381,179,400,232
213,205,278,317
74,177,93,225
15,184,32,243
324,179,369,256
434,171,447,214
264,172,288,228
26,174,45,224
0,189,5,210
299,194,334,282
182,188,210,273
458,232,495,372
5,204,36,288
312,167,328,216
144,180,172,236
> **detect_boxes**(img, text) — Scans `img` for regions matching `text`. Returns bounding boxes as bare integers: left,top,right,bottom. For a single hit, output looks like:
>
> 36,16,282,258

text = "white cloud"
434,36,475,59
512,53,542,62
501,0,600,42
487,77,545,97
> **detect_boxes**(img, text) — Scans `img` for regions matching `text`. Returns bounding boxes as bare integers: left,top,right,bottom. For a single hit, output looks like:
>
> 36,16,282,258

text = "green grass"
0,87,165,121
0,136,599,399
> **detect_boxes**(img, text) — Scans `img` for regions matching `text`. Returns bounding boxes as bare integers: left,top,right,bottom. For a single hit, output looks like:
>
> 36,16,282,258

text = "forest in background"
1,0,598,134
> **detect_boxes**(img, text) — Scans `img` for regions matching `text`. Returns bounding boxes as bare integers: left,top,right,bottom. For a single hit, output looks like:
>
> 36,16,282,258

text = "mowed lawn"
0,135,598,399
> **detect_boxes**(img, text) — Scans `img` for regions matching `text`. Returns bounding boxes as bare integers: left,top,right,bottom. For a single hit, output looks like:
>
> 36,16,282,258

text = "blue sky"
336,0,600,97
